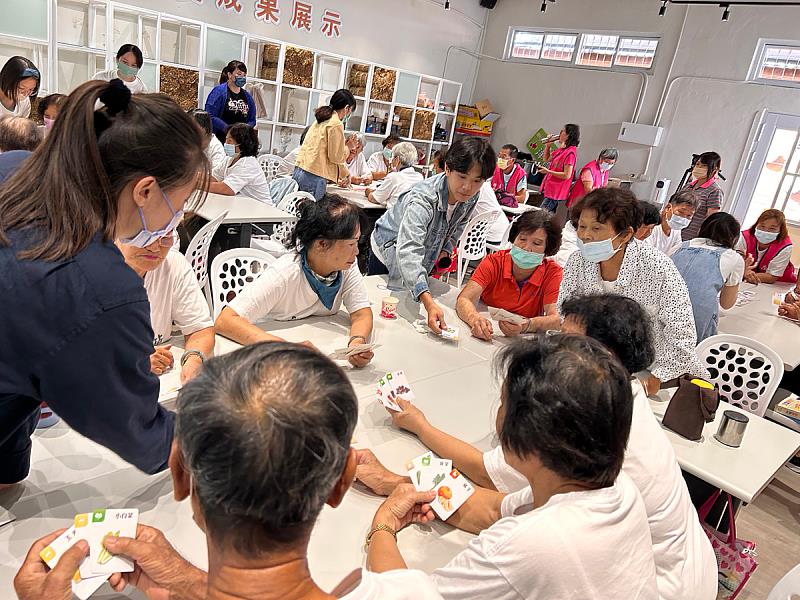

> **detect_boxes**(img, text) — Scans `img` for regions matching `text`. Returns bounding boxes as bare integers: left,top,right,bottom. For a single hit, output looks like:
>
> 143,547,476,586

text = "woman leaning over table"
0,79,209,487
457,209,563,340
558,187,707,395
738,208,797,284
205,123,272,205
0,56,40,118
293,88,357,200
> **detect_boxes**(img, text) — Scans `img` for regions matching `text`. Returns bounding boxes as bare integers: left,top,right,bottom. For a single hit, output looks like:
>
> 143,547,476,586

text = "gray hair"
598,147,619,161
348,132,365,147
668,189,698,210
392,141,418,168
176,342,357,555
0,115,43,151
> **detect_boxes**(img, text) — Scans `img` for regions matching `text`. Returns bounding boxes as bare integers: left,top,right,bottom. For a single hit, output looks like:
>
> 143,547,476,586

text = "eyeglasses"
155,231,178,248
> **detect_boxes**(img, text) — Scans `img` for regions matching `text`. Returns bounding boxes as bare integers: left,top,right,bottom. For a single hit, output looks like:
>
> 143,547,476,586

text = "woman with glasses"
0,56,40,118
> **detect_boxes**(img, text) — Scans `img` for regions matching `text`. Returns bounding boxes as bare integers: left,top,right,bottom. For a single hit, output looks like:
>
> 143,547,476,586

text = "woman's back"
671,240,728,342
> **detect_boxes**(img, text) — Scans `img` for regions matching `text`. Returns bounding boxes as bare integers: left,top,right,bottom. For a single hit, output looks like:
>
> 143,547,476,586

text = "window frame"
747,38,800,90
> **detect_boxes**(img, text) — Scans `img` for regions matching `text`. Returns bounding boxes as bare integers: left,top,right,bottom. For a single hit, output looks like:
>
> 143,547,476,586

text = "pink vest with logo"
491,164,526,195
567,160,608,207
742,229,797,283
541,145,578,201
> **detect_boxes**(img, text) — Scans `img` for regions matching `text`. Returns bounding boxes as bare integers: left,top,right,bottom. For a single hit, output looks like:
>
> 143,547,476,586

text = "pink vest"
541,146,578,201
742,229,797,283
567,160,608,207
491,164,526,195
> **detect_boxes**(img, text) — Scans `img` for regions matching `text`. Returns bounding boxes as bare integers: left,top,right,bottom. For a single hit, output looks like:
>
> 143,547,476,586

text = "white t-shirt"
336,568,442,599
367,150,389,175
0,96,31,118
92,68,148,94
432,471,658,600
214,155,273,205
503,170,527,193
735,235,793,277
689,238,745,286
553,220,578,267
143,249,214,345
205,136,228,177
279,147,301,176
347,152,371,179
481,380,717,600
646,225,683,256
228,253,371,322
474,181,508,244
370,167,423,211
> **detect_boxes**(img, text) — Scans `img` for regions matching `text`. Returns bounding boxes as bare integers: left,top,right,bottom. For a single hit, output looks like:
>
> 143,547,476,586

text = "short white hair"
349,132,365,147
392,142,418,168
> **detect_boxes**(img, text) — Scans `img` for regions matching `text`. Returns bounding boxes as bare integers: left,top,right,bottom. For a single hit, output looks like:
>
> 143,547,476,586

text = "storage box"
455,104,501,138
474,99,494,119
776,395,800,421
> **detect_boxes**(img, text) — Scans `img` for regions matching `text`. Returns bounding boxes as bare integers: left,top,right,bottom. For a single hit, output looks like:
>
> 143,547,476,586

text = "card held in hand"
76,508,139,578
40,526,109,600
430,468,475,521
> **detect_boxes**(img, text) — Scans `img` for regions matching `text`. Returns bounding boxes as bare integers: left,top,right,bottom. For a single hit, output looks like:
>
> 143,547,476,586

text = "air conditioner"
618,122,664,147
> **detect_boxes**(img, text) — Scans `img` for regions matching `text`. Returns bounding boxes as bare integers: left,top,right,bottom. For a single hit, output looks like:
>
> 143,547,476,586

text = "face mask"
510,245,544,270
43,117,55,130
667,214,691,231
691,166,708,181
577,232,623,263
234,76,246,88
224,143,237,157
341,112,351,125
754,228,779,244
117,61,139,78
497,158,510,170
120,190,184,249
383,148,393,161
599,162,613,172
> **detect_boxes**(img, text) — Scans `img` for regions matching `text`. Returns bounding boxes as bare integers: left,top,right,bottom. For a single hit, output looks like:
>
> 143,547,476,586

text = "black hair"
432,148,447,171
314,89,356,124
560,294,655,374
501,144,519,158
639,200,661,227
219,60,247,85
668,189,698,210
382,134,402,148
698,212,741,249
564,123,580,148
0,56,40,103
116,44,144,69
288,193,367,252
226,123,260,157
300,124,311,145
496,335,632,487
189,108,212,137
38,93,66,120
696,151,721,176
509,209,562,256
581,187,643,233
444,136,496,180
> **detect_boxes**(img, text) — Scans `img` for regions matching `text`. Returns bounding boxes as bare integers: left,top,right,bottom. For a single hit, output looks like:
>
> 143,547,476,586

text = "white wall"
473,0,800,205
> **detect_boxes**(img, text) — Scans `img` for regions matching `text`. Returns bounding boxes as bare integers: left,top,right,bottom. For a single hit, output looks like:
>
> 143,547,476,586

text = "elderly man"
346,132,371,185
0,115,43,183
365,141,423,210
15,343,442,600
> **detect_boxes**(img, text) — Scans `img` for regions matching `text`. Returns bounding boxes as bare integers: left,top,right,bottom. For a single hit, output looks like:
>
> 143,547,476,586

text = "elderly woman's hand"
14,530,88,600
372,484,436,532
778,302,800,321
387,398,428,436
355,449,407,497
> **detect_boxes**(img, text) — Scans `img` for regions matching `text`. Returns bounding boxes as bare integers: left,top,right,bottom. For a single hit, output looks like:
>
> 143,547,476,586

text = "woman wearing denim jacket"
368,137,496,333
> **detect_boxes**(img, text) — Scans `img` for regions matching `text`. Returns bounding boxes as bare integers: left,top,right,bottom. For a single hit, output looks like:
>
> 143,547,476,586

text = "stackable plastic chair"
768,562,800,600
251,191,314,257
184,210,228,306
257,153,289,183
696,334,784,417
209,248,276,319
486,220,513,253
268,176,299,207
454,211,497,288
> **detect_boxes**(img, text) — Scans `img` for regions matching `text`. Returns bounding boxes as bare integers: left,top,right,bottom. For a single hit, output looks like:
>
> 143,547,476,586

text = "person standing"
680,151,723,241
538,124,580,217
205,60,257,141
93,44,148,94
0,56,40,118
567,147,617,207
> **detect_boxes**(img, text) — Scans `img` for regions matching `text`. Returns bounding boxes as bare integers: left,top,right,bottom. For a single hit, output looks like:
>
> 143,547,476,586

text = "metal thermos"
714,410,749,447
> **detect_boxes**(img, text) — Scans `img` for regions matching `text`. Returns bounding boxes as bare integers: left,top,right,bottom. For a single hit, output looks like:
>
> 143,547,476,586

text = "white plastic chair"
486,220,513,253
268,176,298,207
250,191,314,257
258,153,289,183
210,248,276,319
184,210,228,306
454,211,497,289
767,562,800,600
696,334,784,417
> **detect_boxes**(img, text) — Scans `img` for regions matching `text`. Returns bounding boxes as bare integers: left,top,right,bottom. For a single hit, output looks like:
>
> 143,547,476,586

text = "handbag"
698,490,758,599
661,375,720,441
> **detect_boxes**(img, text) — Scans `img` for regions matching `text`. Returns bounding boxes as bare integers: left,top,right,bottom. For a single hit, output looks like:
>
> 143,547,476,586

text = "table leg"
240,223,253,248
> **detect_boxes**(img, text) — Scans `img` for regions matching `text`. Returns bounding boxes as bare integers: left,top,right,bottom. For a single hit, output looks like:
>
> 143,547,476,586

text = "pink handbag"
698,490,758,599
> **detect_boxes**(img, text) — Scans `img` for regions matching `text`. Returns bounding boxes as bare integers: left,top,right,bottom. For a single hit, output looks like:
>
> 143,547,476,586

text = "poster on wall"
208,0,343,39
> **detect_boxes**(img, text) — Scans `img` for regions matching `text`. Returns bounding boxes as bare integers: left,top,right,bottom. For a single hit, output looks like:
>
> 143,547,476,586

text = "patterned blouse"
557,239,708,382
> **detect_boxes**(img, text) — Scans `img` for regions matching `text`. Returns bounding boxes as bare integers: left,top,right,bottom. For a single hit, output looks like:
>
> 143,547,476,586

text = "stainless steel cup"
714,410,749,447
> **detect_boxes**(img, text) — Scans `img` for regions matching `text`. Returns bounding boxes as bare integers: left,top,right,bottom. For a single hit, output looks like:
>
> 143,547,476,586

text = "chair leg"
457,257,465,288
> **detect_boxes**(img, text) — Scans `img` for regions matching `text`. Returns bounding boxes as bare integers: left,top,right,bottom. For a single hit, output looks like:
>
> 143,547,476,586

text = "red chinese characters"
216,0,243,14
254,0,280,24
320,8,342,38
291,1,313,31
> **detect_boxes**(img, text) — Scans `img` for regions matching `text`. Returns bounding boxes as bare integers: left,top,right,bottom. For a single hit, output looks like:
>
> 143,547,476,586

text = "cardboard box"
776,395,800,420
455,104,501,138
474,99,494,119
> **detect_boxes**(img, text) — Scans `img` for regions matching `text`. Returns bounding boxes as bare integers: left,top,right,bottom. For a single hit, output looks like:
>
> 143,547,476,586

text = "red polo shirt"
471,250,563,317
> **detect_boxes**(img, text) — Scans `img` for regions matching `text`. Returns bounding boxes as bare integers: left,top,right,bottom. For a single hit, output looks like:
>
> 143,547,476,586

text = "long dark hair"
0,56,40,102
0,80,209,261
699,212,741,249
219,60,247,85
314,89,356,124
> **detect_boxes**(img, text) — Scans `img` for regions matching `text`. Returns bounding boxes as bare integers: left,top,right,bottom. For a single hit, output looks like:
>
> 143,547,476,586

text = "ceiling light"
659,1,668,15
721,3,731,19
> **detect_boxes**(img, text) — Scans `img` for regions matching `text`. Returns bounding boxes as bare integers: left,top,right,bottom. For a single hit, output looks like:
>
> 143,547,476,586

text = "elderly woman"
456,209,563,340
367,134,402,181
215,194,375,368
646,190,697,256
116,234,215,383
346,133,371,185
365,141,423,210
567,147,618,207
558,187,706,395
738,208,797,284
15,343,442,600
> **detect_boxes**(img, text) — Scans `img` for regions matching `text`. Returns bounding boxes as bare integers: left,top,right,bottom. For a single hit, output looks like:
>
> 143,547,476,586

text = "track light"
658,0,667,15
721,3,730,19
444,0,450,9
541,1,547,12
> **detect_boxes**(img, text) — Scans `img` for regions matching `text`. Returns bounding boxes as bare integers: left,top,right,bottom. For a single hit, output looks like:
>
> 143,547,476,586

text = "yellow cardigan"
294,112,349,182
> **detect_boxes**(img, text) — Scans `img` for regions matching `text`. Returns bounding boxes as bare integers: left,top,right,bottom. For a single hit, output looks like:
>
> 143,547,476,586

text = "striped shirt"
681,179,724,241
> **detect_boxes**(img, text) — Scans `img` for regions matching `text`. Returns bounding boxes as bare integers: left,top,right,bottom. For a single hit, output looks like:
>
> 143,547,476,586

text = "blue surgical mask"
117,61,139,78
224,143,237,157
667,214,691,231
510,245,544,270
754,228,779,244
577,232,623,263
234,76,246,88
120,190,184,248
383,148,393,161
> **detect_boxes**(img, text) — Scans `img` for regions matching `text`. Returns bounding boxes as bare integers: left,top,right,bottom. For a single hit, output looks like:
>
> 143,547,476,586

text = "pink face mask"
43,117,55,130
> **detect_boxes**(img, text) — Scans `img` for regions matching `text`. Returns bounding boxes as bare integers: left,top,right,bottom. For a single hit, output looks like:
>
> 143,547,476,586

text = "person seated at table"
367,137,495,334
367,134,402,181
206,123,272,205
672,212,744,343
14,343,442,600
37,93,66,132
456,210,562,340
566,147,618,207
431,148,446,174
346,132,372,185
645,190,697,256
92,44,148,94
116,233,214,383
738,208,797,284
558,187,707,395
491,143,527,206
634,199,661,241
363,334,659,599
366,141,422,210
215,194,374,368
356,294,716,600
552,196,583,267
189,108,227,175
0,115,43,184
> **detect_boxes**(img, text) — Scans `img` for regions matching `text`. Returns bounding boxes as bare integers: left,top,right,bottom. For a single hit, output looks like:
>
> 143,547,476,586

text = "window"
749,41,800,87
577,34,619,68
509,31,543,60
541,34,577,62
615,38,659,69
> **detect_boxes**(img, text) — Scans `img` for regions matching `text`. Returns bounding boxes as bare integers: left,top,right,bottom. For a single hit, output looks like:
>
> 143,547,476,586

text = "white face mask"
754,228,779,244
667,214,691,231
577,232,624,263
599,162,613,172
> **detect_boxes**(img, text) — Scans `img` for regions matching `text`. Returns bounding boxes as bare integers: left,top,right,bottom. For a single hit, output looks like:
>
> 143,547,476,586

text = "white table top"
500,203,540,216
326,184,385,211
192,192,295,224
718,282,799,371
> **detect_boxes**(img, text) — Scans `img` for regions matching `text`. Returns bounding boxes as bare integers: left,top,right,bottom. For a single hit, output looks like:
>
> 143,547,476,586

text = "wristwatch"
180,350,206,367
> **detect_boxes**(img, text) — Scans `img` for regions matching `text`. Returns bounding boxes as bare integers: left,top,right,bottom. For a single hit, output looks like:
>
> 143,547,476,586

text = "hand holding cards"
405,451,474,520
332,343,379,360
376,370,415,411
488,307,527,326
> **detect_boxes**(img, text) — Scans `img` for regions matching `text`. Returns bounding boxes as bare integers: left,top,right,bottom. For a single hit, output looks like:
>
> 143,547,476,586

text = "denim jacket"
371,173,479,300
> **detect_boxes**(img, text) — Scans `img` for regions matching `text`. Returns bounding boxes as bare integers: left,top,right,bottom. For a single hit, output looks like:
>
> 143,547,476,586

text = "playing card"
376,376,401,411
441,326,460,341
387,370,415,400
405,452,452,492
76,508,138,578
39,526,109,600
430,468,475,521
332,343,379,359
488,307,527,326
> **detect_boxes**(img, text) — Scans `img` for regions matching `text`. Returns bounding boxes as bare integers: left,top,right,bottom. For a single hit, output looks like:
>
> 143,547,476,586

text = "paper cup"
381,296,399,319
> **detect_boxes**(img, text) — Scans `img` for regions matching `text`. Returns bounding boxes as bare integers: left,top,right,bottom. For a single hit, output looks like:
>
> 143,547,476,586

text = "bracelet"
349,335,367,346
180,350,206,367
365,523,397,548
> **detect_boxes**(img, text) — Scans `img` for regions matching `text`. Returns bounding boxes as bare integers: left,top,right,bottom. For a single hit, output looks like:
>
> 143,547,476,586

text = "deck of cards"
376,370,415,411
488,307,527,326
39,508,139,599
406,451,475,520
331,342,379,360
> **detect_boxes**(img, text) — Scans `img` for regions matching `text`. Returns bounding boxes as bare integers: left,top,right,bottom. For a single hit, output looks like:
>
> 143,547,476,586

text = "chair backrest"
458,211,497,261
273,191,315,245
269,177,299,207
768,562,800,600
696,334,784,417
258,153,287,183
210,248,276,318
184,210,228,289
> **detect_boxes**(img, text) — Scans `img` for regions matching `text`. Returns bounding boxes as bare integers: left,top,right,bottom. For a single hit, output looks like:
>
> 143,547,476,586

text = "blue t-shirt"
0,150,31,184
